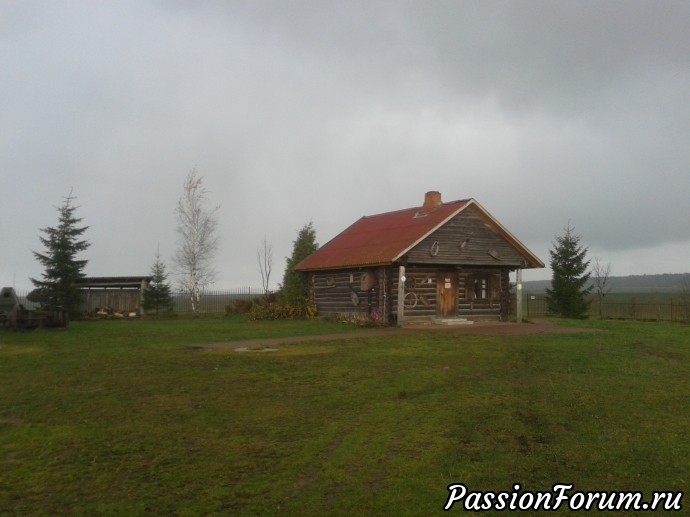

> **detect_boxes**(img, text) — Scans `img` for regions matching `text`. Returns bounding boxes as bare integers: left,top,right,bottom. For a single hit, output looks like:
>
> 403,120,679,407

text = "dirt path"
192,319,599,351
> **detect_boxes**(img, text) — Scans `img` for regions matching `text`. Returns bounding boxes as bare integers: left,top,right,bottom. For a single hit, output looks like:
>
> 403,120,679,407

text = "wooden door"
436,272,457,318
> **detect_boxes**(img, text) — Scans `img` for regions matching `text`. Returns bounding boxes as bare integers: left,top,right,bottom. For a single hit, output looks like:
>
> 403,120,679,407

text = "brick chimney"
419,191,442,214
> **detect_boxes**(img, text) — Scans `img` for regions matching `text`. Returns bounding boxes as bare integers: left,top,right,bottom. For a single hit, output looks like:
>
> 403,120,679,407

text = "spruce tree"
280,221,318,306
545,223,592,319
143,251,174,315
31,190,90,316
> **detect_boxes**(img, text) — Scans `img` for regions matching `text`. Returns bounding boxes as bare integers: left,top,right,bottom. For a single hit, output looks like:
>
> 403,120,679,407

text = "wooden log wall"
457,269,505,320
309,269,382,318
389,267,511,322
499,269,511,320
389,266,439,321
311,266,512,323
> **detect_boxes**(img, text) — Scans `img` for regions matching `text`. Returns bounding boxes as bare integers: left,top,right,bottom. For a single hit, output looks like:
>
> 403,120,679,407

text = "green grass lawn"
1,318,689,515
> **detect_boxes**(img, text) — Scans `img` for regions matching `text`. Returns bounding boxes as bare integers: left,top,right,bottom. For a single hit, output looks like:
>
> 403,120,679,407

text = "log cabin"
295,191,544,324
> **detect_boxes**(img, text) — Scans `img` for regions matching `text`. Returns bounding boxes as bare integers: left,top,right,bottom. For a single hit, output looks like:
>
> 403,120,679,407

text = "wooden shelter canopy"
75,276,152,289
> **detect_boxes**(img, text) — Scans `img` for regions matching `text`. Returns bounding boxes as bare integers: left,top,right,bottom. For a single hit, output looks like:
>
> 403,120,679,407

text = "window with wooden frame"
473,275,490,300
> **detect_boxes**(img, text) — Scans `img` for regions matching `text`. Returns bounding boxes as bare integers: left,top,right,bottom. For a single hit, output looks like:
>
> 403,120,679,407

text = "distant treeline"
523,273,690,294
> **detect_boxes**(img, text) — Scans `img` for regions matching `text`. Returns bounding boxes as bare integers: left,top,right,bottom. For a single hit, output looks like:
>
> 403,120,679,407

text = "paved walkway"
192,319,598,351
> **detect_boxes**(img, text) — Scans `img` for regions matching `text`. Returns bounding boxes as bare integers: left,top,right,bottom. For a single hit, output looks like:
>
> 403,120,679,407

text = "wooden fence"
170,288,268,313
520,294,690,323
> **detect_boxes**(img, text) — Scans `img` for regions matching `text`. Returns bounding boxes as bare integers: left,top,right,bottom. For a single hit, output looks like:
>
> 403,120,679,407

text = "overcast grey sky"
2,1,689,291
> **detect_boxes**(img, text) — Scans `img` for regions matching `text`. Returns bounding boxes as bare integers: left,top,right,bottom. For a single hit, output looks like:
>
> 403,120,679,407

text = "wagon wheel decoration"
403,291,418,309
400,275,421,309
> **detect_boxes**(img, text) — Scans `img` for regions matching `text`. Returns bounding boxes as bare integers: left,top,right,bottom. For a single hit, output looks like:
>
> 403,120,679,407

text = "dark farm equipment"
0,287,69,330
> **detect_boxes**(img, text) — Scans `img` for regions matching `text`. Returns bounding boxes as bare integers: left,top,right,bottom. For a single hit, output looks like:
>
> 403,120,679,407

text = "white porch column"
396,266,406,327
516,269,523,323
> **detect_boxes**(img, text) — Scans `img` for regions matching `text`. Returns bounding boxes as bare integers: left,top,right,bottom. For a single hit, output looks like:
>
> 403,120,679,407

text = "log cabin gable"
406,205,528,266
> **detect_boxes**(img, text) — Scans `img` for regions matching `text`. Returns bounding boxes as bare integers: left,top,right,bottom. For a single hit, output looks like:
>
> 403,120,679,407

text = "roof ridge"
361,198,471,219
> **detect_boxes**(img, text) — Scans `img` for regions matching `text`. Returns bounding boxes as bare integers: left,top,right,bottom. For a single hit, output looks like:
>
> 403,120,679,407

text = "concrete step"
432,318,474,326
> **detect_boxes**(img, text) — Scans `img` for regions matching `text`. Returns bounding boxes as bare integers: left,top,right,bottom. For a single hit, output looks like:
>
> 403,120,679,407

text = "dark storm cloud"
1,1,689,289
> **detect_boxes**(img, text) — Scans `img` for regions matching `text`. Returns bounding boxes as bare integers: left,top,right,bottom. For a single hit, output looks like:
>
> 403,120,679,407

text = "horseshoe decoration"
348,283,360,306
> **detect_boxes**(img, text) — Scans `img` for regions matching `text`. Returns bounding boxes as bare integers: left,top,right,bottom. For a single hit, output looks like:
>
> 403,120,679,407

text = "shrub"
225,299,254,316
247,299,317,321
328,312,390,328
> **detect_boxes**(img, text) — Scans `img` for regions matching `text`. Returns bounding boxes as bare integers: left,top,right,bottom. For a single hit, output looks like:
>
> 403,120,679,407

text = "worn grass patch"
1,318,689,515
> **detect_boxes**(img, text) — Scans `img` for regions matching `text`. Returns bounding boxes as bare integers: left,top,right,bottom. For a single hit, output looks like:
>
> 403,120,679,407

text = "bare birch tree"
173,168,219,313
591,257,613,319
257,236,273,297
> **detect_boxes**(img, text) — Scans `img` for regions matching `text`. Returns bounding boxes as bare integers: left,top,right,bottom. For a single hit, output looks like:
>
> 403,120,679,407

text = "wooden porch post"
516,269,523,323
140,278,148,316
397,266,405,327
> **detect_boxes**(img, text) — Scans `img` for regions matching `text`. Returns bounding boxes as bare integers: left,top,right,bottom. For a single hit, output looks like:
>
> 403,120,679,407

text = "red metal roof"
295,199,472,271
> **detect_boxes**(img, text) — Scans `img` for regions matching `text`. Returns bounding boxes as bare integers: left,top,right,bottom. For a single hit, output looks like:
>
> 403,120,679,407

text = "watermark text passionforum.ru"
443,483,683,512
